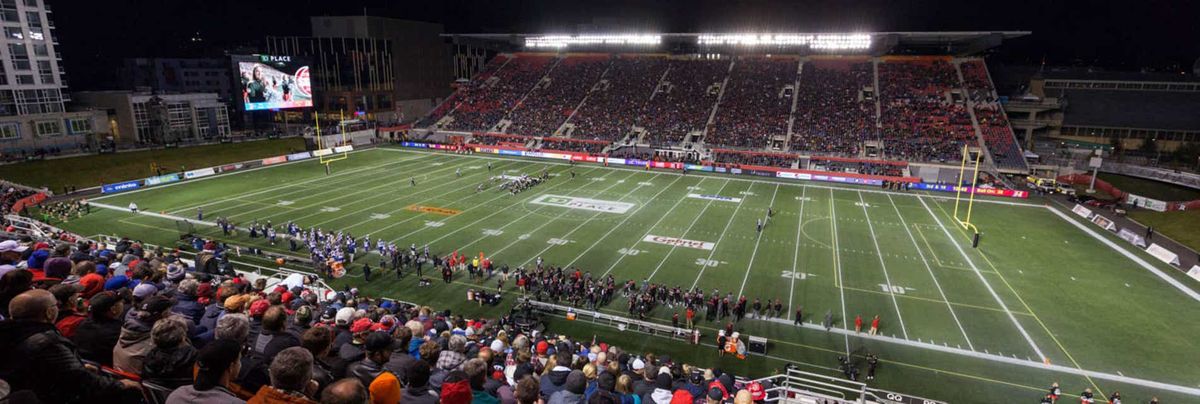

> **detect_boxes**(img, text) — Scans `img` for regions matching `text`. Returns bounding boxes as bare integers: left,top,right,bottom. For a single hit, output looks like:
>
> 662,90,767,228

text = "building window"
8,43,28,70
68,118,92,134
36,60,51,84
15,75,33,84
24,11,40,29
4,26,21,39
32,43,46,56
0,122,18,140
34,120,59,136
21,0,36,7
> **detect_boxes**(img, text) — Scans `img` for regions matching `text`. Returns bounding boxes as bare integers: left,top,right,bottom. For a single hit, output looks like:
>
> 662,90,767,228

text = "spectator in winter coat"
50,283,87,338
165,338,246,404
142,316,199,389
401,360,440,404
540,349,574,398
171,279,206,324
113,295,173,374
346,331,394,388
465,358,500,404
548,370,586,404
384,325,415,382
247,347,318,404
643,373,674,404
73,290,125,365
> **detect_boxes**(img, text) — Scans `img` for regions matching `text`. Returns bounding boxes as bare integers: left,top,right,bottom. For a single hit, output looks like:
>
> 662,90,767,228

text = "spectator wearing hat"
339,317,374,362
287,305,314,338
442,370,475,404
73,290,126,365
0,289,141,403
540,349,574,398
347,331,395,388
549,369,586,404
401,359,440,404
199,284,236,341
172,278,206,324
114,295,174,374
165,338,246,404
143,315,199,389
247,346,318,404
643,373,674,404
76,261,106,299
246,298,271,347
43,256,73,280
49,283,87,338
332,306,355,351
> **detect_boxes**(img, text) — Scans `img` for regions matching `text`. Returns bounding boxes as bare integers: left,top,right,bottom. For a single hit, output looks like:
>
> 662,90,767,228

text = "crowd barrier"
1058,174,1200,212
98,145,353,194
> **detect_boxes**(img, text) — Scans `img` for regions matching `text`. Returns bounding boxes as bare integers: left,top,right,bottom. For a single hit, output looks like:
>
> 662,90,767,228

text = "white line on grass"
787,186,807,320
470,170,639,258
735,184,779,298
856,191,909,340
915,195,1047,362
829,188,851,356
886,193,974,350
641,180,732,282
688,182,751,290
518,174,675,267
411,167,602,246
593,178,712,276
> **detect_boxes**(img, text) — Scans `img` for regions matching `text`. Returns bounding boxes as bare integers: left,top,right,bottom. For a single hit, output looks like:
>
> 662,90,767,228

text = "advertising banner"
1187,265,1200,282
1146,243,1181,266
401,142,428,148
143,173,181,186
262,156,288,165
1071,204,1094,219
1117,228,1148,247
1090,215,1117,231
101,180,141,194
286,152,312,161
530,194,635,214
687,193,742,203
1126,193,1169,212
642,235,715,250
312,148,333,157
607,158,626,165
910,183,1029,198
184,167,216,179
499,149,524,156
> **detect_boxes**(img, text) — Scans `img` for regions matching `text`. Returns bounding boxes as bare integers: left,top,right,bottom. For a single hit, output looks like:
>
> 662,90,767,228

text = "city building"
72,91,230,145
120,58,234,101
266,16,453,121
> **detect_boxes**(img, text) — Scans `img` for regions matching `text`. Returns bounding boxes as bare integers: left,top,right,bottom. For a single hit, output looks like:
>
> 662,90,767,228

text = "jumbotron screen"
235,55,313,111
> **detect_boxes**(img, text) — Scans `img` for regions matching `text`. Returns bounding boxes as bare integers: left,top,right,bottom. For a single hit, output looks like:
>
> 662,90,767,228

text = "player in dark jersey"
1079,388,1094,403
1048,382,1061,403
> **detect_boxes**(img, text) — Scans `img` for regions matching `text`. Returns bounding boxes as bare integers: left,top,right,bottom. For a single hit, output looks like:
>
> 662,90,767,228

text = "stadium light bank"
696,33,872,49
525,34,663,48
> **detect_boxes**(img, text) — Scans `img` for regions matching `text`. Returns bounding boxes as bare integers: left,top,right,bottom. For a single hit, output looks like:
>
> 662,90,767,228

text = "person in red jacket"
685,306,695,329
50,284,87,339
869,315,881,336
854,315,863,333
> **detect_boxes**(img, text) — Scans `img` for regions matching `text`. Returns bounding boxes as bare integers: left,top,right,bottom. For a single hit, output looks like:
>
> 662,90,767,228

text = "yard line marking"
829,188,851,356
474,170,639,258
915,195,1048,363
856,191,909,340
518,174,678,267
911,224,944,266
415,167,602,246
687,182,751,290
593,178,713,276
168,153,433,214
626,180,731,281
787,186,807,320
736,184,779,298
886,193,973,350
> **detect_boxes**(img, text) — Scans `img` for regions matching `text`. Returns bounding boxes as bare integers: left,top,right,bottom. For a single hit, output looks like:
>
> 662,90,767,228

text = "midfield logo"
531,195,634,214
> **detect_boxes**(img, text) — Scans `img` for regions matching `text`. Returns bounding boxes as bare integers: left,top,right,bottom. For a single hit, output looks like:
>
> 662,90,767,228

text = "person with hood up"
142,315,199,389
548,369,587,404
113,295,173,374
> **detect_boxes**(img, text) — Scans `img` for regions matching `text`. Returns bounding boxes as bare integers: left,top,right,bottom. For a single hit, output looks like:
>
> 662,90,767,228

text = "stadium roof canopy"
441,31,1030,56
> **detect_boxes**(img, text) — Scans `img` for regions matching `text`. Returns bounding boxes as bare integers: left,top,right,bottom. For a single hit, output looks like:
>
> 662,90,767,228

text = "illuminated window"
0,122,18,140
34,119,59,136
68,118,91,134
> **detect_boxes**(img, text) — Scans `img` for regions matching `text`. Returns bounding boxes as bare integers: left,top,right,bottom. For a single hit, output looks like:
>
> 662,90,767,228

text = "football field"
65,147,1200,403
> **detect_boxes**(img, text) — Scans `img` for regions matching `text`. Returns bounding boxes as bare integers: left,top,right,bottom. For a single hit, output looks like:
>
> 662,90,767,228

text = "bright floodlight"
696,33,872,50
525,34,662,48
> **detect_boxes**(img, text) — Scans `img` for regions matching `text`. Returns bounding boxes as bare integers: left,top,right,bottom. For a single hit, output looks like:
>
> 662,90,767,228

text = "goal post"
316,111,350,168
951,144,982,246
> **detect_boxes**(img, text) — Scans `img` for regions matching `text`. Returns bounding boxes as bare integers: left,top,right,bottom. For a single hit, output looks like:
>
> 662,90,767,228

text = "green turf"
57,147,1200,404
1127,209,1200,252
0,137,307,191
1098,172,1200,202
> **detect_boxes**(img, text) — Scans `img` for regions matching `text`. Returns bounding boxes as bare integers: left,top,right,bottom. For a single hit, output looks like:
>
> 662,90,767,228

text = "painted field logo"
643,235,715,250
531,195,634,214
406,205,462,216
687,193,742,203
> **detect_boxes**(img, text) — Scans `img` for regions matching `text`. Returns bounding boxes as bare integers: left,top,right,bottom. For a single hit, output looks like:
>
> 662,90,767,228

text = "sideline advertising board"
1071,204,1094,219
101,180,141,194
1090,215,1116,231
1117,228,1148,248
143,173,181,186
1146,243,1181,266
184,167,216,179
1126,193,1169,212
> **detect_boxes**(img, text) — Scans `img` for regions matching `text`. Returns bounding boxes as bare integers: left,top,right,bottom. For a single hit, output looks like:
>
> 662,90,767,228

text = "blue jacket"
172,294,205,325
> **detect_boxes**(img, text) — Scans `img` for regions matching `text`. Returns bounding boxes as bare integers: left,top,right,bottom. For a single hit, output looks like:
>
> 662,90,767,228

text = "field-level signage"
643,235,715,250
531,195,634,214
687,193,742,203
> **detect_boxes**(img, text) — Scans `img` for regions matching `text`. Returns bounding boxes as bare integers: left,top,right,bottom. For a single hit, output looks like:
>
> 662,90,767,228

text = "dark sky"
55,0,1199,90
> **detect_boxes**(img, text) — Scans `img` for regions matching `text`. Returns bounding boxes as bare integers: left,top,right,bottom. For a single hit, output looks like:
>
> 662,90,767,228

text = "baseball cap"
248,299,270,317
335,307,355,325
365,331,395,352
747,382,765,401
139,296,174,314
133,283,159,299
351,317,374,333
631,358,645,371
0,264,18,277
0,240,28,253
707,387,724,401
88,291,121,314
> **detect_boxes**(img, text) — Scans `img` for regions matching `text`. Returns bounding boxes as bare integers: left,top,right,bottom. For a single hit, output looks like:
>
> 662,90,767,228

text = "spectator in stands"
541,348,574,397
165,338,245,403
0,289,141,402
347,331,394,388
50,283,87,338
0,268,33,319
255,305,301,361
142,315,199,388
113,294,173,374
73,290,126,365
248,346,319,403
401,360,440,404
300,326,337,394
321,378,369,404
172,278,206,324
442,370,474,404
465,358,501,404
548,370,587,404
385,325,415,381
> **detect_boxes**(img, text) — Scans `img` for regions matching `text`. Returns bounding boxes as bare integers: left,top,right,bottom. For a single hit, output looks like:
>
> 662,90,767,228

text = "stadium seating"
446,55,555,132
791,60,877,155
416,56,510,128
470,132,532,148
637,58,730,145
507,55,610,137
569,56,669,142
712,149,798,168
960,60,1028,170
707,57,797,148
539,137,607,154
878,59,976,162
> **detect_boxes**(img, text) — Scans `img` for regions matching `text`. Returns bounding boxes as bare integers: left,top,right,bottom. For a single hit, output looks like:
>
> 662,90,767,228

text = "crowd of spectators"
960,60,1028,170
417,57,511,129
471,133,533,148
508,56,611,137
539,138,607,154
812,159,906,177
0,232,786,404
707,58,797,148
638,59,730,146
569,57,670,142
608,146,699,164
791,61,877,156
878,60,977,163
447,56,556,132
711,150,797,169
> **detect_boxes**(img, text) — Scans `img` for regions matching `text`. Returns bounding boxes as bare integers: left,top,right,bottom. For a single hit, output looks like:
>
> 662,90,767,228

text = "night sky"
55,0,1199,90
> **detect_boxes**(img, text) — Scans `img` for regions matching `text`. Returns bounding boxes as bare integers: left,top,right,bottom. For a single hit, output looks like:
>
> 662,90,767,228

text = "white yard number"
370,213,391,220
547,238,570,245
320,206,341,212
687,186,702,190
518,234,531,240
739,191,756,196
616,180,626,183
277,200,295,206
855,202,872,208
591,177,607,181
482,229,504,236
695,259,719,267
794,196,812,202
638,182,654,186
780,271,808,280
424,221,445,228
878,284,906,294
618,248,640,256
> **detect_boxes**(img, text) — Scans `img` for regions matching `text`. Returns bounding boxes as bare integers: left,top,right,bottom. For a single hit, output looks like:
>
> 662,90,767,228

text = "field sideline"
64,147,1200,403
